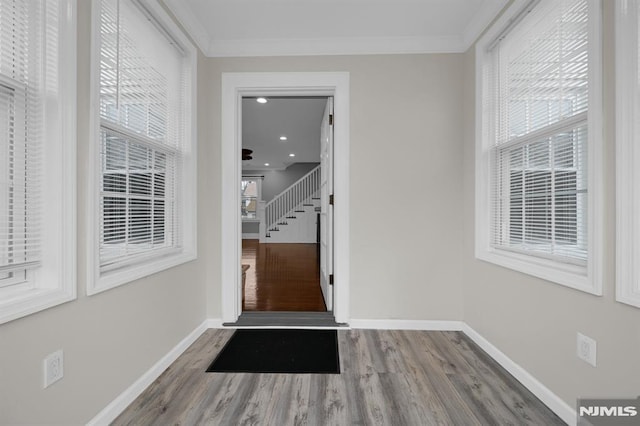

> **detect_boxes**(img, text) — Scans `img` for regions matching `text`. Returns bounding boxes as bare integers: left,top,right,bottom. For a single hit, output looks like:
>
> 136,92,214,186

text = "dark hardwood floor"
242,240,326,312
113,329,565,425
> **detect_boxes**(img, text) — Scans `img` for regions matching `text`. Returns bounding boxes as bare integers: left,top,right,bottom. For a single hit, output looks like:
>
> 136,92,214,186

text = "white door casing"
220,72,350,324
320,97,334,310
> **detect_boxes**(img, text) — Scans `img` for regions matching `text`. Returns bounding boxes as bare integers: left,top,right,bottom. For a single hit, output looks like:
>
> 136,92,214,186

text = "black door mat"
206,329,340,374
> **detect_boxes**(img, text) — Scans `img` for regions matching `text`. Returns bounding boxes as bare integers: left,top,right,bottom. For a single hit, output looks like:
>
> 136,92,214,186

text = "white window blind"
98,0,186,271
488,0,590,264
0,1,45,287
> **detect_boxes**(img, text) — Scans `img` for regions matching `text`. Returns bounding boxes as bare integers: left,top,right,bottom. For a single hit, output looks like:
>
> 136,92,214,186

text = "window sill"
617,288,640,309
0,285,76,325
475,247,600,296
88,249,197,296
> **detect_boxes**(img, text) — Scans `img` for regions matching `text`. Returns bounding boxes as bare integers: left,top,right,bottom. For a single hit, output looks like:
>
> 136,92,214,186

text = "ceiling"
164,1,509,169
164,0,508,57
242,97,327,170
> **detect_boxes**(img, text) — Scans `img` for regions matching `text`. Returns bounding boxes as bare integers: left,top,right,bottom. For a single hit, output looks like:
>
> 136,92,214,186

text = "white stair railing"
265,165,320,233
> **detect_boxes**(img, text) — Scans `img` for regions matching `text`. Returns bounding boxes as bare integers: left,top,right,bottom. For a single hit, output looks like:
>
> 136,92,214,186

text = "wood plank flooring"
114,329,565,425
242,240,326,312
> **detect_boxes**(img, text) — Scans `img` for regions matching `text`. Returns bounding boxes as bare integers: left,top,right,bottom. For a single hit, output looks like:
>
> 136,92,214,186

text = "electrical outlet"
44,350,64,388
577,333,597,367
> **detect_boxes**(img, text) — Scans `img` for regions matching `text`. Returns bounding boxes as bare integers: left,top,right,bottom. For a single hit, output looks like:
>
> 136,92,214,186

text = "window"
616,0,640,308
475,0,603,294
88,0,197,294
0,0,76,324
241,178,262,220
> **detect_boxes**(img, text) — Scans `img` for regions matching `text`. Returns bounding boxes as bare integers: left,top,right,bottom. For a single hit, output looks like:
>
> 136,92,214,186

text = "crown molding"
163,0,210,54
462,0,509,49
207,35,467,57
164,0,507,58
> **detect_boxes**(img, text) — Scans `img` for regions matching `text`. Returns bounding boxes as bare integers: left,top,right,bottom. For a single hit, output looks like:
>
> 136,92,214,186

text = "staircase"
264,165,320,243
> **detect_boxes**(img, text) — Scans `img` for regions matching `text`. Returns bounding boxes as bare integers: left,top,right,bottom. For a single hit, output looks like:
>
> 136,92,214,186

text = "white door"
320,97,334,310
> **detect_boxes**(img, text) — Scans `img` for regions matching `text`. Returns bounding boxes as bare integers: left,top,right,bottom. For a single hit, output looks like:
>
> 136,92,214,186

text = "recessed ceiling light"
256,97,267,104
289,153,295,157
264,163,270,166
279,136,287,141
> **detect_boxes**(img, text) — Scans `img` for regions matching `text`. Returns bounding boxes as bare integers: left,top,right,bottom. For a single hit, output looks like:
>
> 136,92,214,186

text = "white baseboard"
242,233,259,239
461,324,575,425
206,318,224,328
87,320,209,426
350,319,464,331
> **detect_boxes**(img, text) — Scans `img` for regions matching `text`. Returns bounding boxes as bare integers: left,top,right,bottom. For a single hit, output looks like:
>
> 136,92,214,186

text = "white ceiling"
242,97,327,170
164,0,508,57
164,1,509,169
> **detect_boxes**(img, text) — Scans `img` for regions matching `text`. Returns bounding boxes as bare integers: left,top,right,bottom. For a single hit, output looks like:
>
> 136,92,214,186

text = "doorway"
220,72,350,325
240,96,328,312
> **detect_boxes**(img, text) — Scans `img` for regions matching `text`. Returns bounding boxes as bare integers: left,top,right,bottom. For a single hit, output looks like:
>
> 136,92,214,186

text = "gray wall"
0,2,208,423
244,162,320,203
461,1,640,409
242,221,260,234
204,54,466,321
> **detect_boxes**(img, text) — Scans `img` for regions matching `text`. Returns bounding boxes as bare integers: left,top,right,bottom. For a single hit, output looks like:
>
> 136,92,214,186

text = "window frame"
0,0,77,324
87,0,197,295
98,123,178,270
615,0,640,308
0,77,28,289
475,0,604,295
241,176,263,221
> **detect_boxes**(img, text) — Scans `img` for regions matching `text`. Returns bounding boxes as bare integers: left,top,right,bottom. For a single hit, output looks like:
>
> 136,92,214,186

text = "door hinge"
329,274,334,285
329,114,334,125
329,194,334,205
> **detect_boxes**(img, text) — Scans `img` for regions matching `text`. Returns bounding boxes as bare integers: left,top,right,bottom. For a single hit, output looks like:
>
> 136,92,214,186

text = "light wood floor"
242,240,326,312
114,329,565,425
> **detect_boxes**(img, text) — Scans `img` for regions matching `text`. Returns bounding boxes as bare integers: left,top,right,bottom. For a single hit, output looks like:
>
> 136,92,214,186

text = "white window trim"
0,0,77,324
475,0,604,295
616,0,640,308
87,0,197,295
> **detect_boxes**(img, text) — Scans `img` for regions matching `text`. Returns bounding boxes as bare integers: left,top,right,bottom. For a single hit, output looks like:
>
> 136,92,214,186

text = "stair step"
294,210,305,213
286,215,297,219
303,203,314,206
277,222,288,225
312,197,320,200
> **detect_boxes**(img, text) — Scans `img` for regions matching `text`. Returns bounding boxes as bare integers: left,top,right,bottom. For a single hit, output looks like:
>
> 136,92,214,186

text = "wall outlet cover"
577,332,597,367
44,350,64,388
